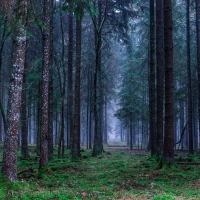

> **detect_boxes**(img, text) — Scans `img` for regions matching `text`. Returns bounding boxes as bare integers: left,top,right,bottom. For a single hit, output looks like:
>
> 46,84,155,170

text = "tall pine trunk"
1,0,27,182
71,15,82,160
21,52,29,159
48,0,54,159
186,0,194,154
93,0,106,156
196,0,200,145
57,5,66,158
39,0,52,171
156,0,164,157
67,11,74,149
163,0,174,163
149,0,156,156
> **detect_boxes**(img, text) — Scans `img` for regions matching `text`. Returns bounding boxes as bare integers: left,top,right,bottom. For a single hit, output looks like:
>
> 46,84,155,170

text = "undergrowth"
0,145,200,199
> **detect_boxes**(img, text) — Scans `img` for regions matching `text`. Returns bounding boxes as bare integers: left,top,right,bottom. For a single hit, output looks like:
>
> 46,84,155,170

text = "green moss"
1,147,200,199
153,194,175,200
38,165,53,179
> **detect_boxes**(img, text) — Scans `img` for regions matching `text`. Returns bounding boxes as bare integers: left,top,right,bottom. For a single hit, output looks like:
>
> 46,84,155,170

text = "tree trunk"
36,81,41,156
67,11,74,149
196,0,200,152
21,51,29,159
156,0,164,157
1,0,27,182
57,5,66,158
0,16,8,140
71,15,82,160
103,98,108,144
163,0,174,163
48,0,54,159
186,0,194,154
130,118,133,150
39,0,52,171
149,0,156,157
93,0,106,156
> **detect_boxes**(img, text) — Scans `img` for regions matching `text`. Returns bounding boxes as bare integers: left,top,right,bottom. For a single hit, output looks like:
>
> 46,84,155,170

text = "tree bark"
93,0,107,156
186,0,194,154
57,4,66,158
1,0,27,182
21,52,29,159
163,0,174,163
71,14,82,160
149,0,156,156
39,0,52,170
48,0,54,159
196,0,200,152
67,11,74,149
156,0,164,157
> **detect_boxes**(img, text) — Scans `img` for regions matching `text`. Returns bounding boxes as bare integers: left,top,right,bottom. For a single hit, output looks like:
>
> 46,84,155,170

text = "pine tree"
1,0,27,182
163,0,174,163
39,0,53,172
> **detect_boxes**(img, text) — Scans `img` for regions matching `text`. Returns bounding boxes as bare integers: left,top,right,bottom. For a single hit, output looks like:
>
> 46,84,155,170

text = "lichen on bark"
1,0,27,182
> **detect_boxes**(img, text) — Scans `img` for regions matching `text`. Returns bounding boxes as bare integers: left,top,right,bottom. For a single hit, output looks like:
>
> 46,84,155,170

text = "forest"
0,0,200,199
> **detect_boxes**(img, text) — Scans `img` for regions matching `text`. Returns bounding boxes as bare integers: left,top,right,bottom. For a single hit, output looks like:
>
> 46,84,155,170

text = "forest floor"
0,144,200,199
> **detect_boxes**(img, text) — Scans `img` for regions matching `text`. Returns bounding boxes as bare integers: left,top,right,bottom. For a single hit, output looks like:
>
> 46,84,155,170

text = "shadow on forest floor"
0,144,200,199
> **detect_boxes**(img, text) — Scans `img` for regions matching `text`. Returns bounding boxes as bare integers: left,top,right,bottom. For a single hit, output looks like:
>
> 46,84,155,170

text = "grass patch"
0,146,200,199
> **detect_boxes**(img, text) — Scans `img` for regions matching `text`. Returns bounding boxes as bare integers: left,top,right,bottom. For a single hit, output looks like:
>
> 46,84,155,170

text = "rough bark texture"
156,0,164,157
93,0,105,156
149,0,157,156
196,0,200,148
48,65,53,158
71,16,82,160
163,0,174,162
1,0,27,182
57,7,66,158
39,0,52,169
186,0,193,154
48,0,54,159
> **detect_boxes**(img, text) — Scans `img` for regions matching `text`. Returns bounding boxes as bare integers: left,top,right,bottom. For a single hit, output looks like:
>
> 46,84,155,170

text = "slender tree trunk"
0,16,8,139
186,0,194,154
1,0,27,182
149,0,156,156
71,15,82,160
86,67,90,149
39,0,52,171
21,52,29,159
196,0,200,151
156,0,164,157
36,81,41,156
104,98,108,144
93,0,107,156
57,6,66,158
48,65,54,158
130,118,133,150
48,0,54,159
89,76,92,149
67,11,74,149
163,0,174,163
